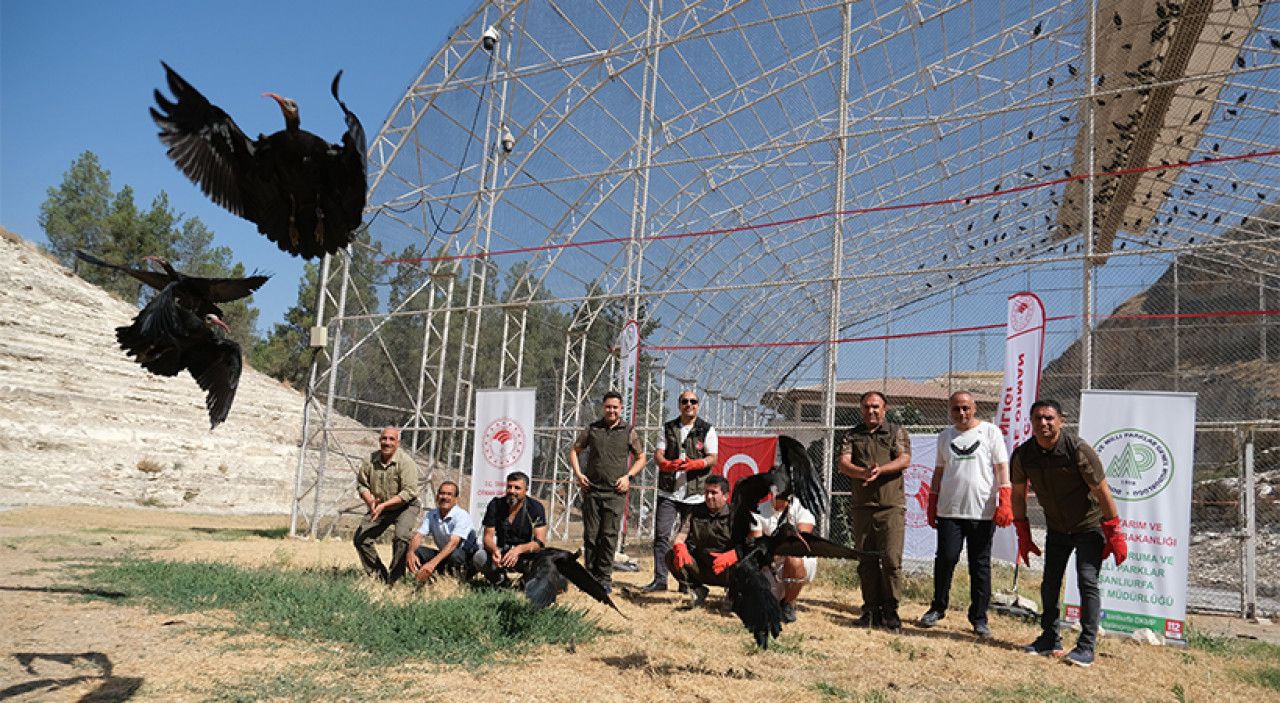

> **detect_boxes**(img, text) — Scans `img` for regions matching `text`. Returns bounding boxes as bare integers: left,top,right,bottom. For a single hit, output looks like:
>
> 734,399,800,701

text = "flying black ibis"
115,284,243,430
520,547,624,615
150,62,367,259
74,250,269,321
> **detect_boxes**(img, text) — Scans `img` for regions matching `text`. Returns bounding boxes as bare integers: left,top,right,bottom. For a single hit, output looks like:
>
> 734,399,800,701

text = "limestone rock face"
0,227,363,515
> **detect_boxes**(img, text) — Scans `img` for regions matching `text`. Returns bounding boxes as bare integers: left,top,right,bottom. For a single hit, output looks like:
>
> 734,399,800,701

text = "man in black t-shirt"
474,471,548,584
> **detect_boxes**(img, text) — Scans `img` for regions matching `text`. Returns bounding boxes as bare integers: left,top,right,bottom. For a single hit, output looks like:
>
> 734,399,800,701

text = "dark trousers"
651,496,696,583
353,502,420,583
582,488,627,586
414,544,477,577
851,507,904,612
1041,527,1105,651
664,545,731,589
930,517,996,625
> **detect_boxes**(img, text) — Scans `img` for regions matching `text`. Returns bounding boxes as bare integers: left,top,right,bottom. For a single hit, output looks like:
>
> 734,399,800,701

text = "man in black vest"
641,390,718,593
569,391,646,592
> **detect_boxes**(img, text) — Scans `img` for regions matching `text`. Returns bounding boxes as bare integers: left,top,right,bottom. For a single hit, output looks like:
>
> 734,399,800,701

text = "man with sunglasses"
919,391,1011,638
407,481,478,583
641,390,719,593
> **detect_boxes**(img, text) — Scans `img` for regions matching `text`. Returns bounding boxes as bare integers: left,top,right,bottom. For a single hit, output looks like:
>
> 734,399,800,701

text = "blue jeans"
651,496,696,582
1041,527,1104,651
930,517,996,625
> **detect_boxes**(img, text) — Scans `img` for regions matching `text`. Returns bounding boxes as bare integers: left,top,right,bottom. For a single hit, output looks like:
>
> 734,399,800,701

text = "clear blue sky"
1,0,468,331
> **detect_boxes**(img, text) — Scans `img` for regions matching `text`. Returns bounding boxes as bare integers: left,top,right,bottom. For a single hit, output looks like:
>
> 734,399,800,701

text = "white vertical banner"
469,388,537,520
1066,390,1197,642
992,291,1046,562
902,434,939,561
617,320,641,425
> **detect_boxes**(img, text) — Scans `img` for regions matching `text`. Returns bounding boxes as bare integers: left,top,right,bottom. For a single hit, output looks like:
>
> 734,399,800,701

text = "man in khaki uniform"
353,427,421,584
838,391,912,630
569,391,646,592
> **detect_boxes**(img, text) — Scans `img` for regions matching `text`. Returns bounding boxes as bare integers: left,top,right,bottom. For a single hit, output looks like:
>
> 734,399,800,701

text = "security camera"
482,26,499,51
500,126,515,153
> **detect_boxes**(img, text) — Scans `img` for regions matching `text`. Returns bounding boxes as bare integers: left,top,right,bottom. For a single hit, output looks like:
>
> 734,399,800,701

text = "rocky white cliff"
0,227,365,515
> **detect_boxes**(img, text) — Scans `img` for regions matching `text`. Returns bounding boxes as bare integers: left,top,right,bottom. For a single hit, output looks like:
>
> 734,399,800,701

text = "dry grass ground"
1,505,1276,702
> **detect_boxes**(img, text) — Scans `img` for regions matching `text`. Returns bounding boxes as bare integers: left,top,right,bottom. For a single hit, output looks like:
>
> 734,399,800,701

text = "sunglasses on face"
680,398,699,405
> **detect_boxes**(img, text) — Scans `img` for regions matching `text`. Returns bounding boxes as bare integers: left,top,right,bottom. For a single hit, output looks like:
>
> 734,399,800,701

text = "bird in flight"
76,251,264,429
151,62,367,259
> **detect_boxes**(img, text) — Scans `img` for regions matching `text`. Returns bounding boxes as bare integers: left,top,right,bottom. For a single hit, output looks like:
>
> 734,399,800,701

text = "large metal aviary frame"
290,0,1279,615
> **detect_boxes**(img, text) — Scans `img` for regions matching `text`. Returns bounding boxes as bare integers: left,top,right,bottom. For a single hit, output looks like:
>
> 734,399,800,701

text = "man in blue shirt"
407,481,479,583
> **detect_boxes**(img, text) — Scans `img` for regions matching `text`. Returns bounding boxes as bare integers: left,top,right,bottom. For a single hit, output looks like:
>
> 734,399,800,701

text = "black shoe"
780,601,797,624
1063,646,1094,667
853,608,882,628
639,579,667,593
677,582,689,594
681,584,708,609
880,609,902,631
1023,631,1064,656
973,621,992,639
919,609,945,628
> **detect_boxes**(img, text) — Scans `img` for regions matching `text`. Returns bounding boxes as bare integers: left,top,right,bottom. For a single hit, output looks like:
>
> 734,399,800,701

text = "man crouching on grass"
407,481,479,584
472,472,548,585
353,427,421,585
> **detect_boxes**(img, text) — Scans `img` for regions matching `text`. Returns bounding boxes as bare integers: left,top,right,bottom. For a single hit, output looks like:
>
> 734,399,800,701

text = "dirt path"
1,505,1276,702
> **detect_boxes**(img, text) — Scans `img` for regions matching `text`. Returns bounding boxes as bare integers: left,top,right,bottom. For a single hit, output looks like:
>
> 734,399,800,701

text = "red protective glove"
684,458,707,470
658,456,681,473
1014,519,1041,566
1101,516,1128,566
672,543,693,571
926,492,939,529
993,486,1013,528
711,549,739,575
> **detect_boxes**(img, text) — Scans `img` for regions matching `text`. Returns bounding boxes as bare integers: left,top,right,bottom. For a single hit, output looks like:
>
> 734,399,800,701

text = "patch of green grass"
811,681,851,699
1239,666,1280,691
77,557,600,665
983,682,1091,703
1187,629,1280,663
859,690,893,703
187,526,290,540
886,637,924,661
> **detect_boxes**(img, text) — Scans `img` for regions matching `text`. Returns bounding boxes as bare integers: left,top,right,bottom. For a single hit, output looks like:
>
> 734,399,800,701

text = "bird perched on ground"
715,436,875,648
76,251,262,429
519,547,624,616
150,62,367,259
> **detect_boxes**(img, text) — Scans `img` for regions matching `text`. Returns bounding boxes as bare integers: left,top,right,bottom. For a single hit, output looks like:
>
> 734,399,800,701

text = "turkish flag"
716,435,777,502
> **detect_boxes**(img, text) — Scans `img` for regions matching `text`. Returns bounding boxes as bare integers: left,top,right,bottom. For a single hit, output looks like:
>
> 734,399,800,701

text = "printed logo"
904,462,933,529
481,418,526,469
1010,296,1037,332
1095,428,1174,502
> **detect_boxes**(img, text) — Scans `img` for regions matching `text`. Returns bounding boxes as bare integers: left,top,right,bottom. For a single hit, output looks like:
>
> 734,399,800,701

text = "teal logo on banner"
1096,428,1174,502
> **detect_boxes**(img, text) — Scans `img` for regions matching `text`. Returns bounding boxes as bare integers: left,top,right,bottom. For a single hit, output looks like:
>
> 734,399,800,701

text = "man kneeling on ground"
407,481,479,583
473,472,547,585
666,475,734,608
749,490,817,624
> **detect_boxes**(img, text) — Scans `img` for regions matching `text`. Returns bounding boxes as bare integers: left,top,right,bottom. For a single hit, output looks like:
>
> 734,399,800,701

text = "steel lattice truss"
291,0,1279,536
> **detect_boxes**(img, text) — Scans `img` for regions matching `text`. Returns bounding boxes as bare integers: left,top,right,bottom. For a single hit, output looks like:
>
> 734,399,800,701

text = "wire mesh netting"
290,0,1278,614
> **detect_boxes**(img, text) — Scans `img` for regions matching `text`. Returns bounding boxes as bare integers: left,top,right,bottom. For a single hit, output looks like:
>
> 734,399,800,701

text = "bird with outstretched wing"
151,62,367,260
75,250,269,321
719,435,877,648
520,547,624,617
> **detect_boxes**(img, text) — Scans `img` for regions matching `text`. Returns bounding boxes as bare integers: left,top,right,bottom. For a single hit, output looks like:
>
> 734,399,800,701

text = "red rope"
380,148,1280,265
645,309,1280,351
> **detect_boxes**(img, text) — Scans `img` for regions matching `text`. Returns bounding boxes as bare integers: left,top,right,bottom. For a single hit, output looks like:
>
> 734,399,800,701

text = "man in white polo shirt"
919,391,1011,638
407,481,479,583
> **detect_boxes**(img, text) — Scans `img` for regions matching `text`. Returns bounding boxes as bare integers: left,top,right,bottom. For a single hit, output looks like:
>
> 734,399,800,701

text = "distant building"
761,377,1000,427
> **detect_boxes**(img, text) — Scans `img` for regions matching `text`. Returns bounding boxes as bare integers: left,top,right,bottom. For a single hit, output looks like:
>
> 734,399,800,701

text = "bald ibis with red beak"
150,62,367,259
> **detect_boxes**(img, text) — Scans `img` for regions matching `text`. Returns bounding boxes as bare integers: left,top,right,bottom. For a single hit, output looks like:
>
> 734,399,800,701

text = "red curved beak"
211,317,232,334
262,91,285,104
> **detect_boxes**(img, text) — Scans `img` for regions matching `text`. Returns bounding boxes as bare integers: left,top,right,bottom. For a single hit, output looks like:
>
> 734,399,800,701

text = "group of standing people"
352,387,1128,668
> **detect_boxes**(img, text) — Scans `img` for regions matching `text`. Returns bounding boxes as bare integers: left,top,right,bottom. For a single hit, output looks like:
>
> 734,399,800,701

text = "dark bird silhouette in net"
151,62,367,260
